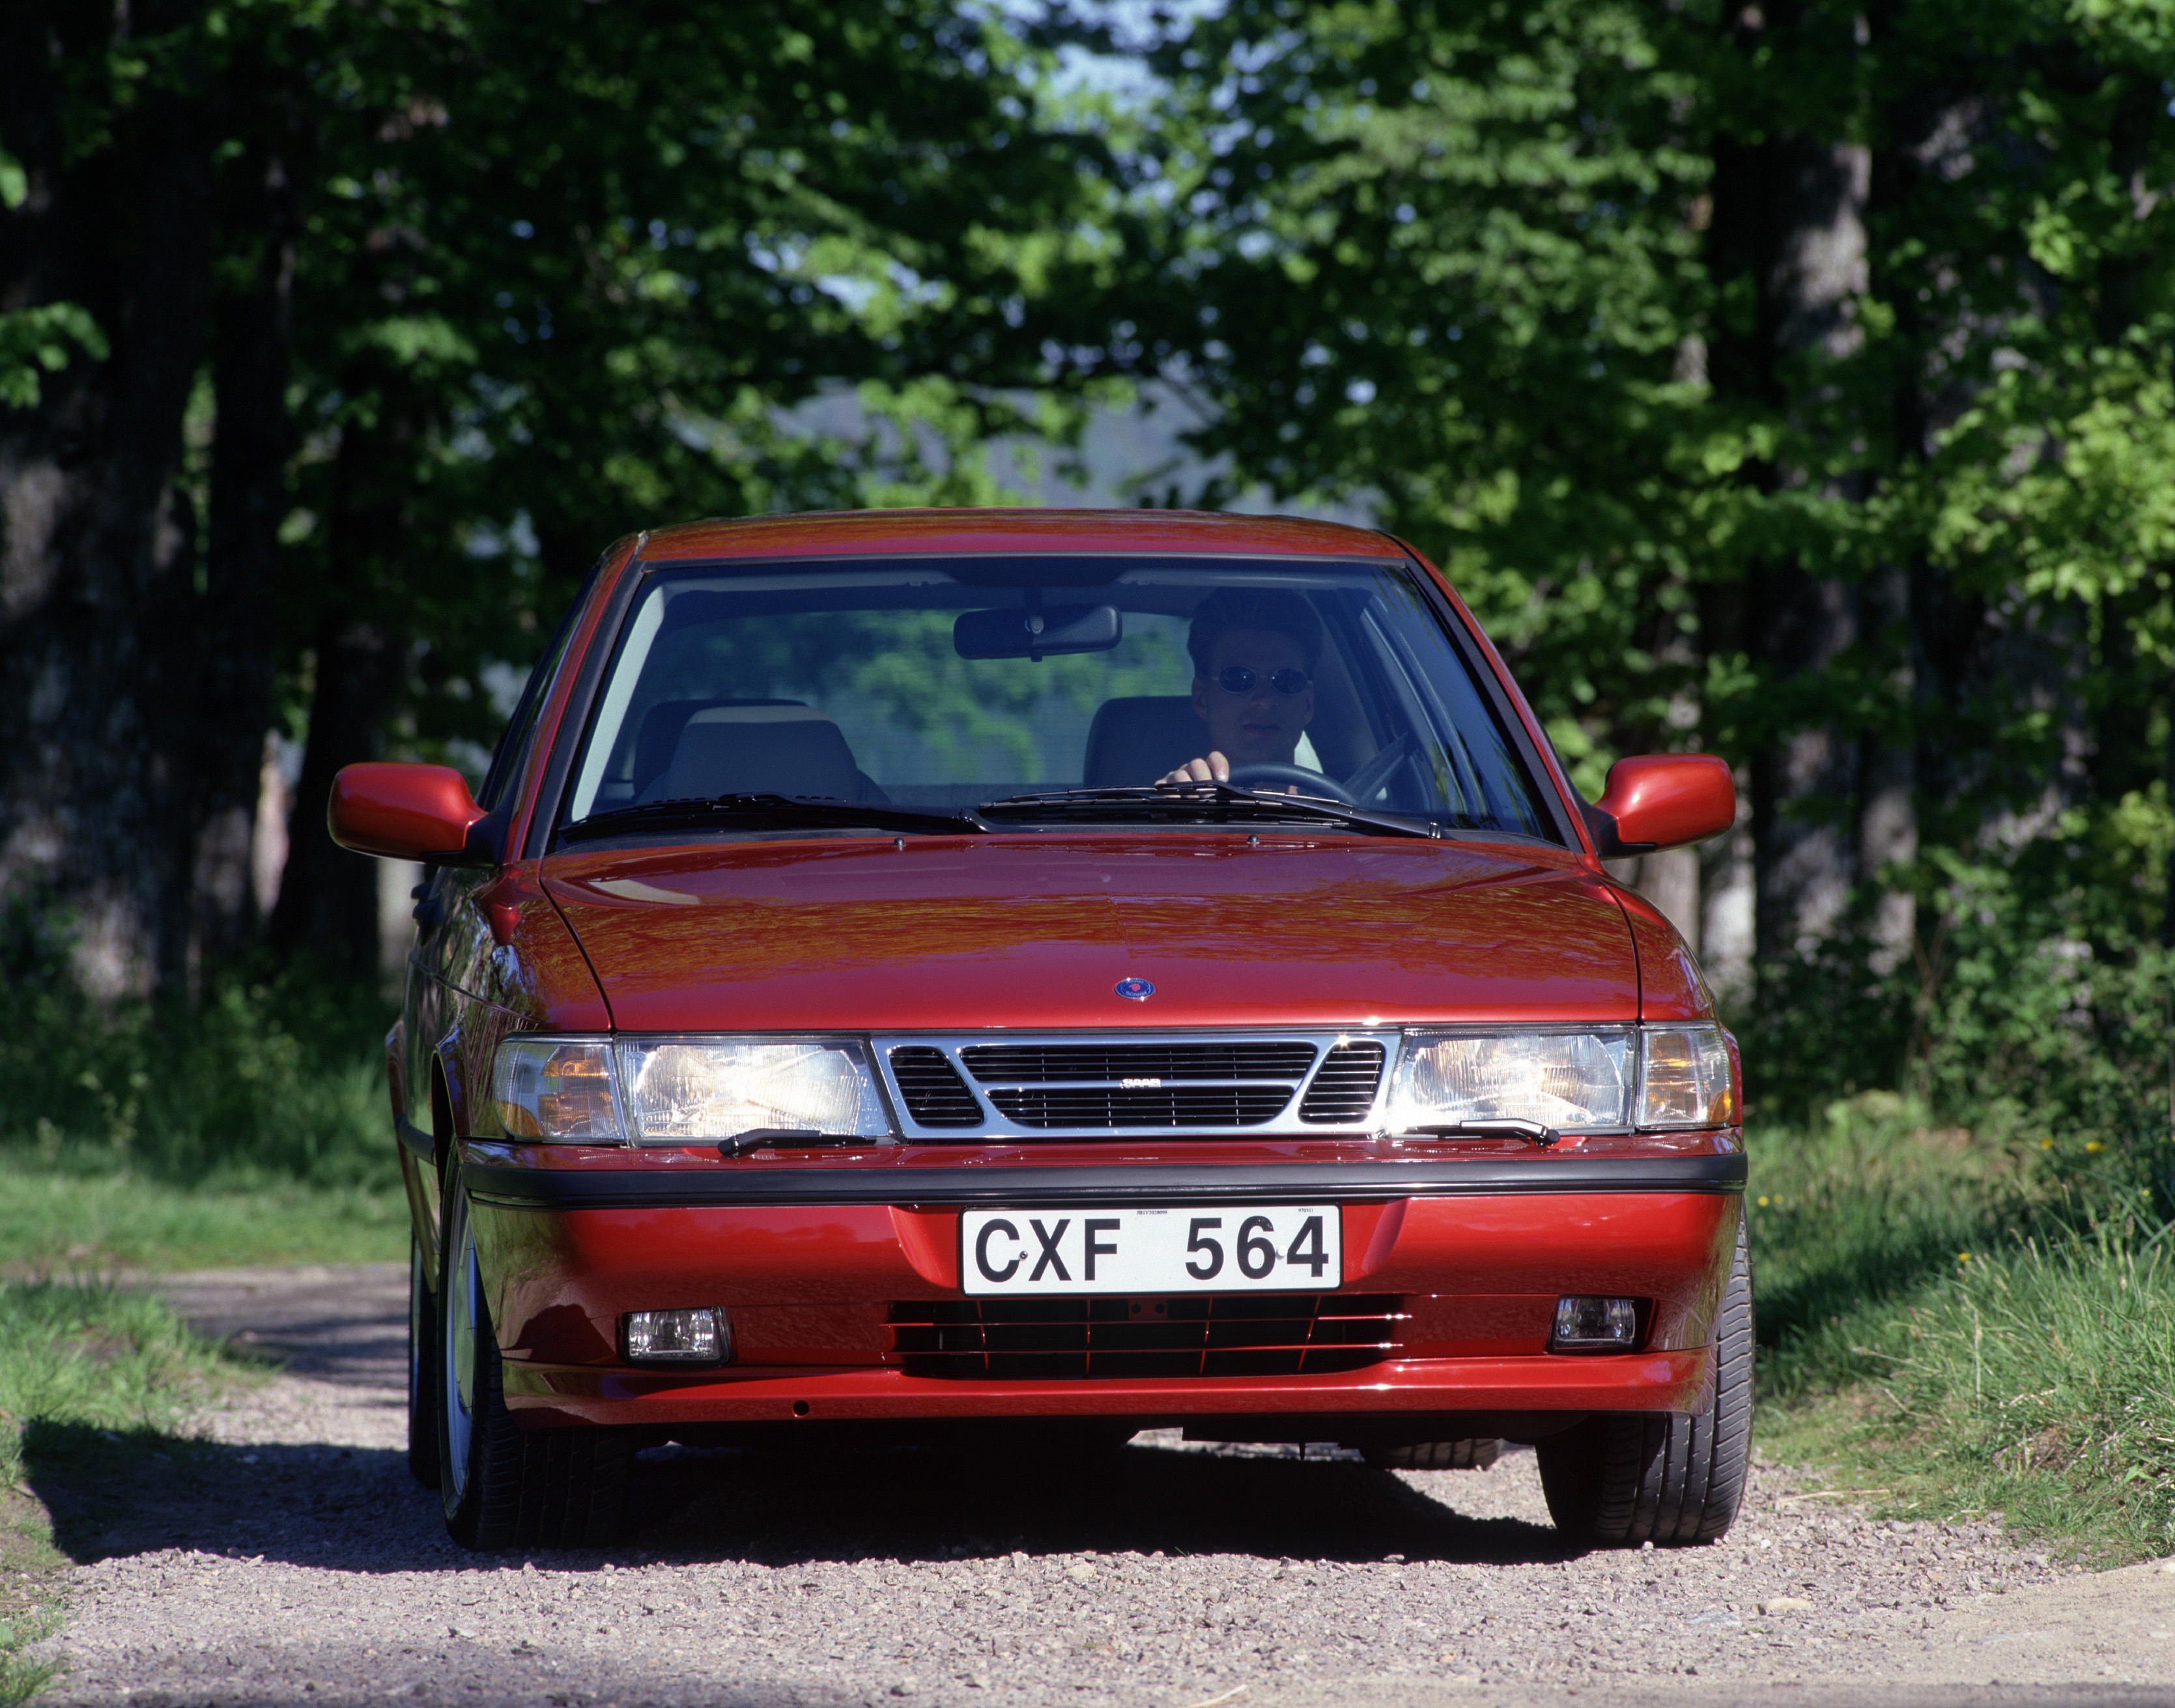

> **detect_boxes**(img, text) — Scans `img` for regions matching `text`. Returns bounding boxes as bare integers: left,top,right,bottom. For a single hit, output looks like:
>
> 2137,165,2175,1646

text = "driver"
1158,588,1322,786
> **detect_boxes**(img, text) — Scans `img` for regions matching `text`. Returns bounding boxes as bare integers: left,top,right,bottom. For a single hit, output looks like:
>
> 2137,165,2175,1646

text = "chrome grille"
986,1085,1293,1129
960,1042,1318,1083
1298,1040,1387,1122
874,1031,1394,1139
890,1294,1405,1380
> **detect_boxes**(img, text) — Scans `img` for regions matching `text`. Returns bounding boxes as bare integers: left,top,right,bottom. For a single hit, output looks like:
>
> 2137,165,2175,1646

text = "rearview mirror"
954,603,1122,661
1589,754,1735,855
329,762,491,864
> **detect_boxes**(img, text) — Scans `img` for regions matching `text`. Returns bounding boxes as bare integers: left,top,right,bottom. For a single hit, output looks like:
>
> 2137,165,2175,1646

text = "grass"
0,958,408,1274
1748,1094,2175,1562
0,1279,246,1703
0,1156,407,1272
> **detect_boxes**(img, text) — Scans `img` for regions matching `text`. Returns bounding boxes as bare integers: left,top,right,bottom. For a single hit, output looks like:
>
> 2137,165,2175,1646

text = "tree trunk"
268,377,416,975
1708,111,1873,964
0,0,215,997
196,83,309,965
1856,562,1916,969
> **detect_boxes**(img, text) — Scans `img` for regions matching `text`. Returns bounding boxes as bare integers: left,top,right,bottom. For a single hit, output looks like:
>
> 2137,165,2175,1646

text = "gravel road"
22,1264,2175,1708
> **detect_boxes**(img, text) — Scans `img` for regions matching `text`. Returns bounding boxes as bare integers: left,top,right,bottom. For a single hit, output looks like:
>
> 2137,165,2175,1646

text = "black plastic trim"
1578,797,1656,861
395,1113,436,1163
464,1151,1745,1211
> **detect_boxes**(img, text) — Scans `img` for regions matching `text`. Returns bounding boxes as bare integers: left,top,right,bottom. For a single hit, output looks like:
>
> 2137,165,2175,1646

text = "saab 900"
330,508,1746,1552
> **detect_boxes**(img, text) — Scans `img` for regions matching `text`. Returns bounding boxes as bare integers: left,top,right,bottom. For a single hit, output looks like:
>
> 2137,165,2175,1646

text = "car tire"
1536,1208,1754,1547
1363,1438,1500,1472
406,1231,440,1488
437,1152,633,1550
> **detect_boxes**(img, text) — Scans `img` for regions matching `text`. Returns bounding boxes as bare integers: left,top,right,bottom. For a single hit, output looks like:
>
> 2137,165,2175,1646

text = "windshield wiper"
976,782,1443,841
563,793,987,843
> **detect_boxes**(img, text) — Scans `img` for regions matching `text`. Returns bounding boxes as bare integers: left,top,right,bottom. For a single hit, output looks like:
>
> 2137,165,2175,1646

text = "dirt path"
22,1265,2175,1708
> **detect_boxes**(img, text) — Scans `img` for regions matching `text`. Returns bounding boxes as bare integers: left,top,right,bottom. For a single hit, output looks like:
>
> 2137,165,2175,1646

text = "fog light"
1551,1296,1640,1352
622,1307,732,1365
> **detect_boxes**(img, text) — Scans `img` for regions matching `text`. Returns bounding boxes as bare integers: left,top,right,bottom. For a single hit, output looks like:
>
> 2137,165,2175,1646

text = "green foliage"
1742,793,2175,1210
0,1281,236,1490
0,1612,57,1708
1748,1098,2045,1399
0,302,107,412
1759,1198,2175,1559
1750,1103,2175,1558
266,0,1122,760
0,922,390,1191
1869,1219,2175,1556
0,150,106,412
1126,0,1718,776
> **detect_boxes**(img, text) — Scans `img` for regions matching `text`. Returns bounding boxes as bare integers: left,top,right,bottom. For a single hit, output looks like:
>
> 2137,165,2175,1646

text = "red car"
332,508,1747,1553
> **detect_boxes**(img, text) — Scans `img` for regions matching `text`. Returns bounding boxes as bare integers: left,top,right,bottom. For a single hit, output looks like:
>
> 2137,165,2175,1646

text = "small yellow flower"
1957,1252,1973,1263
1757,1195,1770,1207
2040,1138,2055,1150
2084,1140,2106,1154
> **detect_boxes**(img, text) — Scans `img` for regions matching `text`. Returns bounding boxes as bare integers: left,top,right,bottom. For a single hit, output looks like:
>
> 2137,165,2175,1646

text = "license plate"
960,1206,1342,1296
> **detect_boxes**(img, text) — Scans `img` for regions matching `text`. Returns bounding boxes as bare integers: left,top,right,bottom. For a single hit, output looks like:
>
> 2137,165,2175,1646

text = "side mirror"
329,763,491,864
1587,754,1735,855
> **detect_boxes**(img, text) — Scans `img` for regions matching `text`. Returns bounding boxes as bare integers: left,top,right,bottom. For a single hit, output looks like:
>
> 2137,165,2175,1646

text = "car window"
557,555,1557,839
477,605,580,813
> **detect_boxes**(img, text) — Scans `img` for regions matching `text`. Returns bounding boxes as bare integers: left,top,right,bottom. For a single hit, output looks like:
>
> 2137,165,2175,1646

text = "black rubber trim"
396,1114,436,1163
464,1152,1745,1211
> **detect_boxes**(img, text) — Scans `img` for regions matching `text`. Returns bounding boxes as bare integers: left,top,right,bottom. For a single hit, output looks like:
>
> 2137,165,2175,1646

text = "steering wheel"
1226,761,1359,806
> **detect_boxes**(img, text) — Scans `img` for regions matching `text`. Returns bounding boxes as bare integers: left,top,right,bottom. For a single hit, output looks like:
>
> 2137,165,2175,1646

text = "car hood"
543,835,1639,1032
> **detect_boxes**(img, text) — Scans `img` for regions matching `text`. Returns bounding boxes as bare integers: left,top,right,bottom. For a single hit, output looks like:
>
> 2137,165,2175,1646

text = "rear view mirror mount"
954,603,1122,662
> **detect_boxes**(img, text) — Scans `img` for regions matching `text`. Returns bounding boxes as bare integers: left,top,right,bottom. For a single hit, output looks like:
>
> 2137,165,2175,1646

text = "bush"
1742,797,2175,1229
0,943,393,1191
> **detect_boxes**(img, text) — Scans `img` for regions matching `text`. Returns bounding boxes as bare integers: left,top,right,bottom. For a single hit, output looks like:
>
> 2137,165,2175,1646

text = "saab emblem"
1113,977,1155,1001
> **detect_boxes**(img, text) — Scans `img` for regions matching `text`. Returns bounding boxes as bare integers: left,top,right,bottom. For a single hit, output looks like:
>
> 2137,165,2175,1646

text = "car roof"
634,507,1407,563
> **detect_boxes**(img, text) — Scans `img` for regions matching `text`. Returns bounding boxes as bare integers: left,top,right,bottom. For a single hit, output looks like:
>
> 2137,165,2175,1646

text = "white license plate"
960,1206,1342,1296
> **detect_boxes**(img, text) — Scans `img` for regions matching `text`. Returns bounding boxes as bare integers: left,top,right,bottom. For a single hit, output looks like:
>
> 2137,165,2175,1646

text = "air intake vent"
1298,1040,1387,1122
986,1085,1294,1128
960,1043,1318,1084
888,1046,982,1127
890,1294,1404,1380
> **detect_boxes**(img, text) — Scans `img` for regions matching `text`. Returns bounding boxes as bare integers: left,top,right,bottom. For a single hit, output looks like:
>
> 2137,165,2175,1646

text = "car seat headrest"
1082,696,1207,788
642,704,863,804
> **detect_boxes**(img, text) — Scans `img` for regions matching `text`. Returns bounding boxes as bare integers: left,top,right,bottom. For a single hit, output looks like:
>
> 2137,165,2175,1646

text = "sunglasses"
1214,666,1312,696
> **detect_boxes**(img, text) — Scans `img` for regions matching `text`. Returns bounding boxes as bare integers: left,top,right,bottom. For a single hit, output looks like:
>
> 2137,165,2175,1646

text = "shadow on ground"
24,1422,1565,1575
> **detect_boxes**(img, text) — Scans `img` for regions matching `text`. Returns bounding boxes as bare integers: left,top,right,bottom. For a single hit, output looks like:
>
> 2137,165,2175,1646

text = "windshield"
556,555,1559,841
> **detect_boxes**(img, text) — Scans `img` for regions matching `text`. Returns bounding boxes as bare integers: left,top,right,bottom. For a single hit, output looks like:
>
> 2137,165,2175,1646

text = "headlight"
1636,1024,1735,1128
1389,1023,1737,1133
618,1040,890,1143
493,1038,621,1142
1390,1030,1634,1132
490,1036,894,1144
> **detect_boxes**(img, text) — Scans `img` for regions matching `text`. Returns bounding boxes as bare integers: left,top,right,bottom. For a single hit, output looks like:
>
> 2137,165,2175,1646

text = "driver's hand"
1159,752,1230,786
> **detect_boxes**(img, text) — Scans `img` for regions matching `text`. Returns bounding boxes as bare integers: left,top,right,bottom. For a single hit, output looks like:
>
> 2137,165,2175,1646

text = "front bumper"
459,1141,1743,1433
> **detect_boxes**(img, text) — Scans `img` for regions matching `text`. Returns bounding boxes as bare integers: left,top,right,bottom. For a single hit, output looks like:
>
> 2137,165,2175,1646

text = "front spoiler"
501,1346,1716,1429
466,1150,1745,1210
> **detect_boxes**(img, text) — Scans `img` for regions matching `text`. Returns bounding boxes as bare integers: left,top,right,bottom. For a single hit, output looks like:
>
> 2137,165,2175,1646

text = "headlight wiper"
563,793,987,843
718,1126,892,1158
1393,1117,1562,1148
977,782,1442,840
